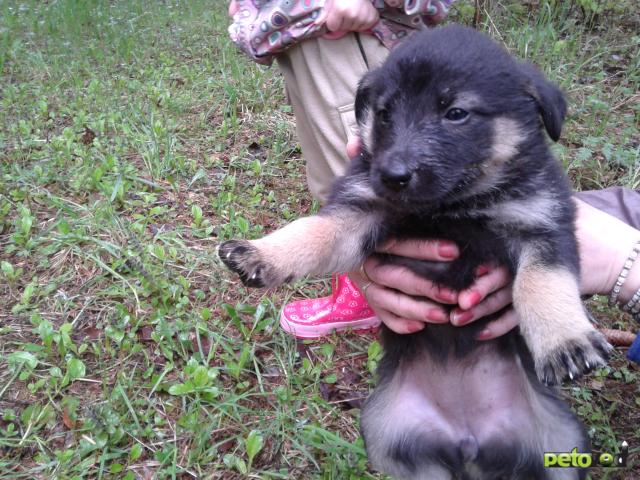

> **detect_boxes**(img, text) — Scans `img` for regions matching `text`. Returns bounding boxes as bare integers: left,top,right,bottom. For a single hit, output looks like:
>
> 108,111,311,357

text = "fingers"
380,238,459,261
451,286,512,326
364,257,458,303
357,2,380,30
376,308,426,334
350,262,449,334
450,264,516,337
476,309,520,341
457,264,511,310
365,281,449,325
325,1,351,32
346,137,361,159
326,0,379,32
350,266,422,334
353,255,515,338
228,0,239,16
325,9,344,33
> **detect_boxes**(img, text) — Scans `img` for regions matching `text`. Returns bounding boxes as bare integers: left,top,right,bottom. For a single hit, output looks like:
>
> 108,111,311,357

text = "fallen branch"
600,328,637,347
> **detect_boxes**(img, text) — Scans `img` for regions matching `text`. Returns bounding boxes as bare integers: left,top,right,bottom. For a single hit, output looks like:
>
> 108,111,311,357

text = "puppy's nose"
380,164,412,190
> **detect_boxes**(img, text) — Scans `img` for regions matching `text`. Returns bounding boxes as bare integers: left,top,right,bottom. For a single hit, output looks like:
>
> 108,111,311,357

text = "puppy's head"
355,25,566,207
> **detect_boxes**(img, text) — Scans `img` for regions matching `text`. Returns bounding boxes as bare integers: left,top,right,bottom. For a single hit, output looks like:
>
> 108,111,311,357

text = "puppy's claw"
218,240,265,287
535,330,611,386
218,239,290,288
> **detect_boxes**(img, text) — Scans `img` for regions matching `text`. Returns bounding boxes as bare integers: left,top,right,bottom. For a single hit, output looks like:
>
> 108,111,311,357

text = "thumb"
347,137,361,159
228,1,239,16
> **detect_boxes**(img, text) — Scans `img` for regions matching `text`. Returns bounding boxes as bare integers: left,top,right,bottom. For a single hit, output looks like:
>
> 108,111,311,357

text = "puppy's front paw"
536,330,612,386
218,240,282,288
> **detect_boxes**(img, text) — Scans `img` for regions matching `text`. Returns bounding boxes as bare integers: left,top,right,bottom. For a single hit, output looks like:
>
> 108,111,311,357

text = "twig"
0,368,22,401
600,328,636,347
473,0,489,28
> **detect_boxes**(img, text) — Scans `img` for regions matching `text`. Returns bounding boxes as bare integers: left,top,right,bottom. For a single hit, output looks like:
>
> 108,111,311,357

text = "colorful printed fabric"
229,0,455,65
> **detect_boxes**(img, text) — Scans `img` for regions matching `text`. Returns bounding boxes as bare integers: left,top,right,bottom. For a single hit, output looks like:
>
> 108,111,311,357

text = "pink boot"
280,273,380,339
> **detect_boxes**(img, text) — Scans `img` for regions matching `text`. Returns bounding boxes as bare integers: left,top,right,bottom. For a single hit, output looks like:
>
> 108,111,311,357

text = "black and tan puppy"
219,26,611,479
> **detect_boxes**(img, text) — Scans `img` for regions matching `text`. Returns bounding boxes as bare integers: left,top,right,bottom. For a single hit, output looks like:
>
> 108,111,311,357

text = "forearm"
620,257,640,305
574,198,640,303
575,187,640,304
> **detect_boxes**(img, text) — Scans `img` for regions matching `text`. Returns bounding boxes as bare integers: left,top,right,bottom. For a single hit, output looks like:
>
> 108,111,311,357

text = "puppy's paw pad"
218,240,268,288
218,239,255,267
536,331,611,386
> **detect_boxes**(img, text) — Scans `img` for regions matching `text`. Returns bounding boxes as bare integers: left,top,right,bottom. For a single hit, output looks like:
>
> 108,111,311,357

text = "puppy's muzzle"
380,163,413,190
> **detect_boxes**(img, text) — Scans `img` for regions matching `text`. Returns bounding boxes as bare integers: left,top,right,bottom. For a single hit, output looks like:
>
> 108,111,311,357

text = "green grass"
0,1,638,478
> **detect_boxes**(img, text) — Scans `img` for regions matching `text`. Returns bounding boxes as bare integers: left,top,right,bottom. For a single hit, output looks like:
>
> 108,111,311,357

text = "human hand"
347,137,361,159
453,266,518,341
350,239,460,334
473,198,640,338
345,148,640,337
575,198,640,302
352,247,517,337
229,1,239,17
325,0,380,33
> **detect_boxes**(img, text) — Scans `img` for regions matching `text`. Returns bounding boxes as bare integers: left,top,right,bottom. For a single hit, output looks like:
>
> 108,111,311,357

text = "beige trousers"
276,33,389,203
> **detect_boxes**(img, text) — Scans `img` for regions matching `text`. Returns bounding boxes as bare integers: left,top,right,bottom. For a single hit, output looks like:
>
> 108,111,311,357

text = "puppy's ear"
355,71,376,153
355,71,375,126
522,63,567,142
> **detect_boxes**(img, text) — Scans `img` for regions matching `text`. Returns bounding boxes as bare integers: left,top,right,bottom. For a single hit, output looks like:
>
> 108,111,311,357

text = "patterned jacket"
229,0,455,65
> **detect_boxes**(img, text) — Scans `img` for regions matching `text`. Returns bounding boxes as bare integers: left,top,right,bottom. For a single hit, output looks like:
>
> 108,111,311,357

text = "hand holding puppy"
347,139,640,340
351,242,517,338
353,201,640,340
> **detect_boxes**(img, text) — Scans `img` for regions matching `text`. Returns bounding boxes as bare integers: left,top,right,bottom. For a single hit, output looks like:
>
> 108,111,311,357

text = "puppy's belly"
361,339,587,479
365,342,536,449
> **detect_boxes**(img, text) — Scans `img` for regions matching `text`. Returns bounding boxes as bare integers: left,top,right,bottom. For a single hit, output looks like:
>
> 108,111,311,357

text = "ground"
0,1,638,479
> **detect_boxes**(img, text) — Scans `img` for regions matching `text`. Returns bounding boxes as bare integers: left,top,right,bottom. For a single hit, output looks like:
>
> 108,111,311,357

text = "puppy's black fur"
219,26,611,479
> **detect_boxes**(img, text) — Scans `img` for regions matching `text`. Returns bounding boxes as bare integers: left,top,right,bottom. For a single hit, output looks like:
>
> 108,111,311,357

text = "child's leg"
277,33,389,203
274,34,388,338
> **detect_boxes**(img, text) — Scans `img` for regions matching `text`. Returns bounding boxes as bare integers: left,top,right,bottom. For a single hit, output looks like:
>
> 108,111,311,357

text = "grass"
0,0,638,478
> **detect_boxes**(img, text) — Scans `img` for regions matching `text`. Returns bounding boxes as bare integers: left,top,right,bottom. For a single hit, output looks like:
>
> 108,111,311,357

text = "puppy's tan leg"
513,245,611,384
218,208,380,288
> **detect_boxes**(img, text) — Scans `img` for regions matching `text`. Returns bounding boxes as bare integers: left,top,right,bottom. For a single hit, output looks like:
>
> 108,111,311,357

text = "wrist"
615,242,640,305
575,199,640,300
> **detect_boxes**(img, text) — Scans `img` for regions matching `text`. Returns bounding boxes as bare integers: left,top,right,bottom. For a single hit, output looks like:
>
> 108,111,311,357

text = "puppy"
219,25,611,479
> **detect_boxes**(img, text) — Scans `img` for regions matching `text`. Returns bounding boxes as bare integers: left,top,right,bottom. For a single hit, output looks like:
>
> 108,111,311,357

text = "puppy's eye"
377,108,391,125
444,108,469,122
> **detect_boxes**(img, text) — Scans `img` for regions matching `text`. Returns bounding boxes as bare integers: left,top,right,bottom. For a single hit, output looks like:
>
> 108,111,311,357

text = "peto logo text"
544,442,628,469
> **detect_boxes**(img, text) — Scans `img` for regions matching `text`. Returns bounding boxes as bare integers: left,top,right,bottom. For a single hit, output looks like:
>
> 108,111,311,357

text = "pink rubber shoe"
280,274,380,339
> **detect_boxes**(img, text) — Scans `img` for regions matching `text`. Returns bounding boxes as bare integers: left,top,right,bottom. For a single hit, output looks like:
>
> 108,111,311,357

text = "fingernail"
464,290,482,308
436,288,457,303
438,242,459,259
379,238,396,253
406,321,425,333
427,309,448,323
452,309,473,326
476,328,492,340
475,264,490,276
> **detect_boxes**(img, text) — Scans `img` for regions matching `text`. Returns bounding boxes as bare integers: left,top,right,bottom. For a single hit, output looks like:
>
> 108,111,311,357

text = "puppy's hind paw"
537,330,612,386
218,240,272,288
